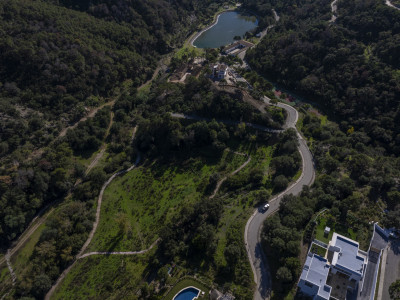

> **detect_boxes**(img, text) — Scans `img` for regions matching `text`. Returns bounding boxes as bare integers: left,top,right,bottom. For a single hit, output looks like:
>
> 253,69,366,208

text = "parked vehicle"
262,203,270,212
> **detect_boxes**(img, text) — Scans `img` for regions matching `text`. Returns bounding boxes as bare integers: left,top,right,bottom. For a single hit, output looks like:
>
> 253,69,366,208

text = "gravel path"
258,9,280,40
84,112,114,176
58,100,115,138
209,154,252,199
0,111,116,275
5,250,16,285
79,238,161,259
27,99,115,162
45,127,140,300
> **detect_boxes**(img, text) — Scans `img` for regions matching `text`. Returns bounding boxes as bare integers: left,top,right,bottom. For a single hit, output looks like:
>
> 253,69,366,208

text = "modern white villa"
298,233,367,300
212,64,228,79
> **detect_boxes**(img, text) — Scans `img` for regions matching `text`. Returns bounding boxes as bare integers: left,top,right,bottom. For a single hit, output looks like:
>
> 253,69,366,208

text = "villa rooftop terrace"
330,234,365,275
300,253,331,299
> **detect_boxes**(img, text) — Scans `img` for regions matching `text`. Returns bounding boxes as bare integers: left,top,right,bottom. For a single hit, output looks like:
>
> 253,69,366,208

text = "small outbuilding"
324,226,331,237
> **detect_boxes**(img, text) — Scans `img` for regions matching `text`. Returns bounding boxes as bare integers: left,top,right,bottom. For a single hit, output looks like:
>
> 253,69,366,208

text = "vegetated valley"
244,0,400,297
1,0,400,299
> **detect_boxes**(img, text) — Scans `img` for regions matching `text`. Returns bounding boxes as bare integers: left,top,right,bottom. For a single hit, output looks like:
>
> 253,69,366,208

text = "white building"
298,233,367,300
223,40,254,56
327,234,367,283
212,64,227,80
298,253,332,300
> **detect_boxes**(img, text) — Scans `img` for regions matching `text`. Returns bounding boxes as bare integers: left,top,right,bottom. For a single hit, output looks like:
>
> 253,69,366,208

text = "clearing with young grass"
87,148,249,253
52,252,154,300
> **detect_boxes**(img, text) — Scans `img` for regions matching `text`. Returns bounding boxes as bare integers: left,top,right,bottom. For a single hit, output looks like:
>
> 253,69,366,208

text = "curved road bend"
245,97,315,300
329,0,339,22
386,0,400,10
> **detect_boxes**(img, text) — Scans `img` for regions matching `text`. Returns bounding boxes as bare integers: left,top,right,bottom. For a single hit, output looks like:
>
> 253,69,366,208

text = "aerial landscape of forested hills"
0,0,225,248
1,0,400,299
246,0,400,154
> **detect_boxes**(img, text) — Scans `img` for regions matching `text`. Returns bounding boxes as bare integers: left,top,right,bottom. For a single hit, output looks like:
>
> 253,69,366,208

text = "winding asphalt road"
330,0,339,22
245,97,315,300
386,0,400,10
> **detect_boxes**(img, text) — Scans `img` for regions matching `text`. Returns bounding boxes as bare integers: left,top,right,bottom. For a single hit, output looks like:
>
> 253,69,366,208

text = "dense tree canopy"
0,0,228,249
245,0,400,155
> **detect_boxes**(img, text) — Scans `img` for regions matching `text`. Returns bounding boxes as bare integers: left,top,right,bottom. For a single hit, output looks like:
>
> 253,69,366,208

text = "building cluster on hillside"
223,40,254,56
211,64,228,80
298,233,367,300
169,57,205,83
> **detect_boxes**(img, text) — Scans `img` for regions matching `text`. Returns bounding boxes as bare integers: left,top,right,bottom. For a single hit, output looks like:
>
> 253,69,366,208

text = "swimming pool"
172,287,200,300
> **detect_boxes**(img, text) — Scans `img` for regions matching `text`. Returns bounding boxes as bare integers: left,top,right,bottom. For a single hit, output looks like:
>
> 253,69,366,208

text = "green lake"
193,11,258,48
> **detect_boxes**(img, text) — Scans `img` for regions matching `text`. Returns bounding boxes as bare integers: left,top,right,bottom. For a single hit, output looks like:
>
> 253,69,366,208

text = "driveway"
358,227,388,300
381,239,400,300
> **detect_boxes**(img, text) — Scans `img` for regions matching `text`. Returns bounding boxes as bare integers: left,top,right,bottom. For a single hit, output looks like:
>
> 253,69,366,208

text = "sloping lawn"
53,254,152,300
315,216,357,244
310,243,327,257
88,148,249,252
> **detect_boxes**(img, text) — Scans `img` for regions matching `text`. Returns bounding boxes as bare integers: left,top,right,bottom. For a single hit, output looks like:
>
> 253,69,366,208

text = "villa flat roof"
317,284,332,300
300,253,331,300
331,233,365,275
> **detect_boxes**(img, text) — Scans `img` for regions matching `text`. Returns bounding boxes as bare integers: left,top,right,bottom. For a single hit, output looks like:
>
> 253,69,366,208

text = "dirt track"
45,127,139,300
209,153,251,199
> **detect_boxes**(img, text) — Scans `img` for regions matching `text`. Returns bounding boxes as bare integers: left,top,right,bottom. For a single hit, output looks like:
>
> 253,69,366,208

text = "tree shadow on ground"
106,233,124,253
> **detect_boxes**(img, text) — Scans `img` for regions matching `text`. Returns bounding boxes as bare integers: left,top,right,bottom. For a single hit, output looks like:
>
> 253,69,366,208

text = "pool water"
173,287,200,300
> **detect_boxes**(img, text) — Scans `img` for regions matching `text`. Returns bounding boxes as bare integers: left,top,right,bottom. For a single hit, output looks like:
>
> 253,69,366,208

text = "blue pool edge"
172,286,201,300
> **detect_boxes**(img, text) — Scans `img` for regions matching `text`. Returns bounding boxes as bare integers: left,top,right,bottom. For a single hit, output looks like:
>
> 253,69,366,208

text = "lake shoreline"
190,9,237,47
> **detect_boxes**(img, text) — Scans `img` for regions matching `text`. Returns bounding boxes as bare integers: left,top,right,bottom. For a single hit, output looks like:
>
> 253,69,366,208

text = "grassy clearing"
315,217,334,244
53,252,154,300
74,148,101,166
55,135,274,299
88,148,249,252
214,144,274,266
0,265,13,297
320,115,328,126
310,243,327,257
175,45,204,60
11,223,46,280
164,278,209,300
215,204,253,267
315,216,357,244
292,168,302,182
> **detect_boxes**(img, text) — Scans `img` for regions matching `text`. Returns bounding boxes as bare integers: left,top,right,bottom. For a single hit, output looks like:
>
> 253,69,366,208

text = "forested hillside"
245,0,400,155
46,0,227,51
0,0,226,249
241,0,400,296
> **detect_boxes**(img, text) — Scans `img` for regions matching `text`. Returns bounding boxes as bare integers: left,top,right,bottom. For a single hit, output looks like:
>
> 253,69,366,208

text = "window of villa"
305,281,313,288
